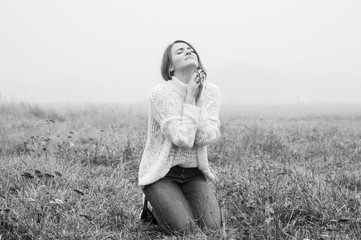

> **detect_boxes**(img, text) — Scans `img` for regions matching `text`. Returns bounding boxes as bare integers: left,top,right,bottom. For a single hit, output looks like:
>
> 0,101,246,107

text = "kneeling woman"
138,40,221,235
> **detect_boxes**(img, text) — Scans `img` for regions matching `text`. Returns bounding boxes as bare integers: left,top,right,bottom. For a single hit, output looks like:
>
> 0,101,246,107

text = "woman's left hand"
196,68,206,107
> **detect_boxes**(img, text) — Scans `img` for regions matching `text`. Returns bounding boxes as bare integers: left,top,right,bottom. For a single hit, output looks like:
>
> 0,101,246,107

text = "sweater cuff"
199,107,209,126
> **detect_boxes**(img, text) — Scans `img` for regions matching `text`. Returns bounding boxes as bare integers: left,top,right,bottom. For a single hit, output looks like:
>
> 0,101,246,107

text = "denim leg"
181,177,221,230
143,178,195,235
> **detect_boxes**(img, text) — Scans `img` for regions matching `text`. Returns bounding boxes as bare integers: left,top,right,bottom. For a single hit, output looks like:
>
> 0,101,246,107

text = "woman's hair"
160,40,203,81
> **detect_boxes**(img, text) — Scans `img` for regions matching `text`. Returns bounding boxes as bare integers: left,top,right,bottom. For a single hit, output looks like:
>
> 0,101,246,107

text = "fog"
1,0,361,104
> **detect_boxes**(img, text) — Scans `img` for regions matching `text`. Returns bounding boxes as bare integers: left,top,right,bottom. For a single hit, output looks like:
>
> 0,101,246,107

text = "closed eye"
175,47,194,55
176,49,183,54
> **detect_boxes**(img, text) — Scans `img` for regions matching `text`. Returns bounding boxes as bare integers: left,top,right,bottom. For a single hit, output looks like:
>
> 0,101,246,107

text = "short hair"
160,40,203,81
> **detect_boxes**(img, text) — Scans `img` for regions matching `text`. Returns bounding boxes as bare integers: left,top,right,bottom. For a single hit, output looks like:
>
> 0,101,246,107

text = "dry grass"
1,102,361,239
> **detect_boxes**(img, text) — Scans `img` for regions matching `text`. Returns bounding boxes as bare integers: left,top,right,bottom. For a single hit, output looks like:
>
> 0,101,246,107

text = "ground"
1,102,361,239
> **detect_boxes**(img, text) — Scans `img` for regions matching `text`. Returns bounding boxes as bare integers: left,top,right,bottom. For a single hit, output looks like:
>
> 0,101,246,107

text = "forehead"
171,42,192,52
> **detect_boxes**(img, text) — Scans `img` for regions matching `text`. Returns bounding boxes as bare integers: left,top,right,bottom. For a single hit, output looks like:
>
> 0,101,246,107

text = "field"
1,102,361,240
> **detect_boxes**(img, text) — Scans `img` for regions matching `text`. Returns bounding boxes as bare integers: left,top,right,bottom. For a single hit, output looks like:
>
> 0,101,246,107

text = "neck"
173,67,197,84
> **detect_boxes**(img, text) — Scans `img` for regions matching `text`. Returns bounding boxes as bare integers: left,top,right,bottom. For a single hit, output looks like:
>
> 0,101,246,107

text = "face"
170,42,199,74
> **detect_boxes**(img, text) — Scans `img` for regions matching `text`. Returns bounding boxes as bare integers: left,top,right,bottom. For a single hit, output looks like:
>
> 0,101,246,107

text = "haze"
1,0,360,104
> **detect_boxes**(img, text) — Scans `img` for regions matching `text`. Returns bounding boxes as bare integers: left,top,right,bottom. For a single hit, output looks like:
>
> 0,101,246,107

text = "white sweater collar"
170,76,188,97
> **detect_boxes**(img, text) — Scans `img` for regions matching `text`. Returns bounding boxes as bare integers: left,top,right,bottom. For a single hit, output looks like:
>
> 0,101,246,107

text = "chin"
183,62,198,71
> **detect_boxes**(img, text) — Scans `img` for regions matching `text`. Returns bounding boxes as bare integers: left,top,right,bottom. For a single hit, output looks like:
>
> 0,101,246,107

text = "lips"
185,56,193,60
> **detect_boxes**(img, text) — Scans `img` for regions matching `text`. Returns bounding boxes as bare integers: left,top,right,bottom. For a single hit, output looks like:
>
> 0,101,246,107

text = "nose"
185,50,192,55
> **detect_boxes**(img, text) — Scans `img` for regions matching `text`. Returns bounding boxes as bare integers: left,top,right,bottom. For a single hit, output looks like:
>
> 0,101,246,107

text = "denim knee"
143,179,196,235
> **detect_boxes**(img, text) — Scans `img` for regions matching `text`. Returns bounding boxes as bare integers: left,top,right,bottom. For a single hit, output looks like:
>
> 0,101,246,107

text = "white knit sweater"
138,76,221,187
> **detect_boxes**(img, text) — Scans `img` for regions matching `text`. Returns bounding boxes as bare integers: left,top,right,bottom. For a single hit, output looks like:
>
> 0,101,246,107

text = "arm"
194,85,221,146
151,87,201,148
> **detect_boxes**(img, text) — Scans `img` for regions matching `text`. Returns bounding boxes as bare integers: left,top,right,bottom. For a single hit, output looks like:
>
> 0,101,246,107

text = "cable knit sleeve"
150,86,201,148
194,84,221,146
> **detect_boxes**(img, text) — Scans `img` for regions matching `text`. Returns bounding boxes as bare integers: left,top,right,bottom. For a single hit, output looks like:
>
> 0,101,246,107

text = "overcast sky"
1,0,360,104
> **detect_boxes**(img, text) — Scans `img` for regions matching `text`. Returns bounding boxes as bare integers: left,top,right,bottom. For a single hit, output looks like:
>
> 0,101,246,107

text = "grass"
1,102,361,239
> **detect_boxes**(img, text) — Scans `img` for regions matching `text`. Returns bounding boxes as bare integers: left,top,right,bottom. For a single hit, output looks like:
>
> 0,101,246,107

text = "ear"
168,65,174,77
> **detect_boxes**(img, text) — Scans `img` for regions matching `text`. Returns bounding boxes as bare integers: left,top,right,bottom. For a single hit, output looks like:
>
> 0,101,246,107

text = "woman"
138,40,221,235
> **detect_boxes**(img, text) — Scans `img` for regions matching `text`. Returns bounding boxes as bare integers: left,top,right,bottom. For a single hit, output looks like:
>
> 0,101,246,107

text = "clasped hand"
186,69,206,107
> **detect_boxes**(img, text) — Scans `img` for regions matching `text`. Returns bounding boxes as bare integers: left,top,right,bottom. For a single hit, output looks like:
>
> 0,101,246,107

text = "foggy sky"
1,0,361,104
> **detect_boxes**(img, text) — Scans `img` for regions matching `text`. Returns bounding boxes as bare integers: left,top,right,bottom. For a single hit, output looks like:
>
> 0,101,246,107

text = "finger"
195,75,201,84
197,85,203,98
197,84,203,94
199,75,204,83
196,83,202,92
198,68,204,76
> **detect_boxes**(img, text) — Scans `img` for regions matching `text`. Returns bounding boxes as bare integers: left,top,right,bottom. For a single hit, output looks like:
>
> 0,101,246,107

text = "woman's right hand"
186,72,202,105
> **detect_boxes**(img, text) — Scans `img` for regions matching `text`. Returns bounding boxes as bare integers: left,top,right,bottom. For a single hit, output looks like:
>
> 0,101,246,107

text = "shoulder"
150,81,172,100
204,82,220,98
150,81,170,97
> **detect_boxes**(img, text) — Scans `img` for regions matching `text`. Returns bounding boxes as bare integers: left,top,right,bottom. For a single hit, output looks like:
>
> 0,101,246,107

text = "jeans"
143,166,221,235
